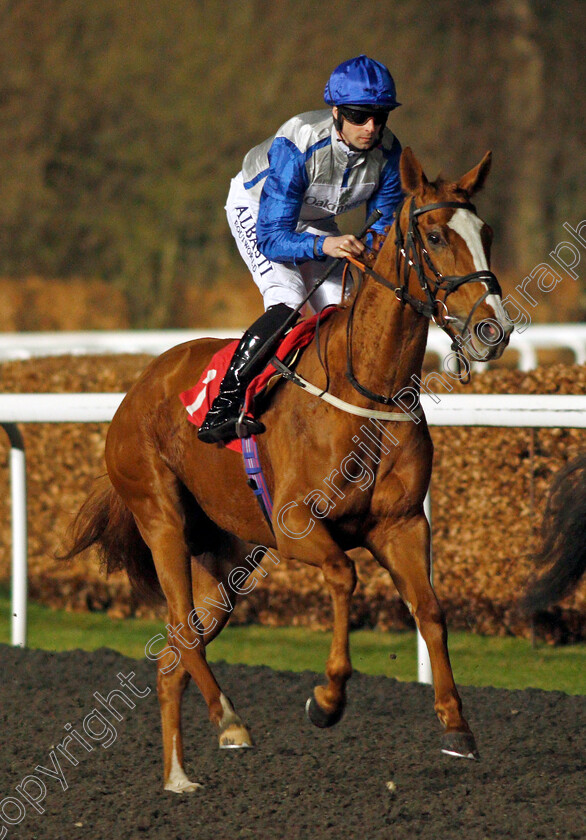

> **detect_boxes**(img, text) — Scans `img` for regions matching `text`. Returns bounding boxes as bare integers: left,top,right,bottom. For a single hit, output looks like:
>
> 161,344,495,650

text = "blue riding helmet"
324,54,401,110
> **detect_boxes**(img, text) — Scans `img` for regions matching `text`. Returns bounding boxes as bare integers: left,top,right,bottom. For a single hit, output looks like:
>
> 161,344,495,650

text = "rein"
344,198,502,402
269,197,502,422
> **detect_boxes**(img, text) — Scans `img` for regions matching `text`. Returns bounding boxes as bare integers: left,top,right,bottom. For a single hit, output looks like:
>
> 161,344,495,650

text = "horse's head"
396,147,512,362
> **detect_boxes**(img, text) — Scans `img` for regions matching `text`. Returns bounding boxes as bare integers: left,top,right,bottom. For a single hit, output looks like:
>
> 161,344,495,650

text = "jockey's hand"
322,234,365,260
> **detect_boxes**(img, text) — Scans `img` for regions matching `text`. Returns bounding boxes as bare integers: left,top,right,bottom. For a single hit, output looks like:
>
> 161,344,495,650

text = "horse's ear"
400,147,429,194
457,151,492,196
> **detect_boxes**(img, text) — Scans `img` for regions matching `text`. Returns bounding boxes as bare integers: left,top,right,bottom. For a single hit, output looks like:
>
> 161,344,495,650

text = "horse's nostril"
475,320,504,345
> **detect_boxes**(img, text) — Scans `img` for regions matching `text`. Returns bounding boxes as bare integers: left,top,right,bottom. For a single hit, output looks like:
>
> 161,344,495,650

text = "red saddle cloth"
179,307,337,452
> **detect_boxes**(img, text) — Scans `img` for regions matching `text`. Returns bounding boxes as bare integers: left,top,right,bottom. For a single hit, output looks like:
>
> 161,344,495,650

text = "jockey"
198,54,403,444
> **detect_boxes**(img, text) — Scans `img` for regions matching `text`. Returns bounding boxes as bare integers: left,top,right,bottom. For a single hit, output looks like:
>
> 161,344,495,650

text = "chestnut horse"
64,148,512,792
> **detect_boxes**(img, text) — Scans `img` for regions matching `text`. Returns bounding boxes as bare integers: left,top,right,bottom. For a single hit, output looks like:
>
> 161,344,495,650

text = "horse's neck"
339,248,430,402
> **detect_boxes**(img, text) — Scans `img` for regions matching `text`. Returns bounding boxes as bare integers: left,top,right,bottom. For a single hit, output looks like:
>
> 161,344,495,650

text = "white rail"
2,393,586,683
425,324,586,371
2,324,586,370
0,330,239,361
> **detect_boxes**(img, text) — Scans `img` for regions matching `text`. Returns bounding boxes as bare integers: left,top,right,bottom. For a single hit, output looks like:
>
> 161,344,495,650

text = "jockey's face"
332,106,384,151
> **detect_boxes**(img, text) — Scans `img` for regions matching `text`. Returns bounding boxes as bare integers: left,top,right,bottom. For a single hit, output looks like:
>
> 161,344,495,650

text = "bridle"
344,196,502,404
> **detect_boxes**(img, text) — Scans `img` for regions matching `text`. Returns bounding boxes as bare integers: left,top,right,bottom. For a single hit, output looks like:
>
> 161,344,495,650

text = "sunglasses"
338,106,390,127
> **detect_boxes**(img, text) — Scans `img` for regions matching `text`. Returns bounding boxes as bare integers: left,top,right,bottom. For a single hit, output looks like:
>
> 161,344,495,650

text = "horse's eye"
427,231,442,246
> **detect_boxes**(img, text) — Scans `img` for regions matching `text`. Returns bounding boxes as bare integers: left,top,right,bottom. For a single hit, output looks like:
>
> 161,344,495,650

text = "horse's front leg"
367,513,479,759
276,506,357,727
308,547,357,728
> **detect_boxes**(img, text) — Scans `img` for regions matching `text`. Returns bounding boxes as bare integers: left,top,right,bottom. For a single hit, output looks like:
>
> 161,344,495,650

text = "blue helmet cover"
324,54,401,110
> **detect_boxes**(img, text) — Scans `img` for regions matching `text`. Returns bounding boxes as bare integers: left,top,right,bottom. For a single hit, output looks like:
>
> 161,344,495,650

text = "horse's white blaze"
164,734,202,793
447,209,510,329
448,209,488,271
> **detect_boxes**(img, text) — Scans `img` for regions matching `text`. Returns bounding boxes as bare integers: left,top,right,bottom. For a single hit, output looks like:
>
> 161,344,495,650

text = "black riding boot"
197,303,298,444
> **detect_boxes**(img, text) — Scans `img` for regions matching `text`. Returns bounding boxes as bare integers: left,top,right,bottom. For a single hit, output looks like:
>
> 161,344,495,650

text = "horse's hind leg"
114,467,251,791
157,553,253,793
189,550,254,750
157,659,200,793
367,514,479,759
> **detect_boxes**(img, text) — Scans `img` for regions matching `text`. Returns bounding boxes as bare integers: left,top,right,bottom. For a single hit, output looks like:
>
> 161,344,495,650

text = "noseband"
345,197,502,404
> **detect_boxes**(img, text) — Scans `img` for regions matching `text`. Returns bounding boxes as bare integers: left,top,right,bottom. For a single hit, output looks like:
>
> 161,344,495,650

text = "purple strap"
242,436,274,530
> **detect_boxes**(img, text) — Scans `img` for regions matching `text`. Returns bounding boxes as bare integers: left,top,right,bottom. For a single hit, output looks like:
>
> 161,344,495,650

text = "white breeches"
225,173,346,312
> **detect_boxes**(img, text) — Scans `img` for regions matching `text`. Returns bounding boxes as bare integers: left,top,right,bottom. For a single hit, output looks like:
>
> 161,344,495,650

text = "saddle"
180,307,338,452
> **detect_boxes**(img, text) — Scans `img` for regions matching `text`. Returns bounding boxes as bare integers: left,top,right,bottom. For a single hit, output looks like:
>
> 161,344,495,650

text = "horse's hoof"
441,731,480,760
164,778,203,793
219,723,254,749
305,696,345,729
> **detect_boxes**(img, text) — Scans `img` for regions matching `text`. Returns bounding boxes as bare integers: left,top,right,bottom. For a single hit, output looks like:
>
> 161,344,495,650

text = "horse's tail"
59,475,163,603
522,452,586,613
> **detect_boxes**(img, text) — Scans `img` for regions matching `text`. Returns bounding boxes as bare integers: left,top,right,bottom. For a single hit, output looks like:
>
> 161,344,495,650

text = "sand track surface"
0,645,583,839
